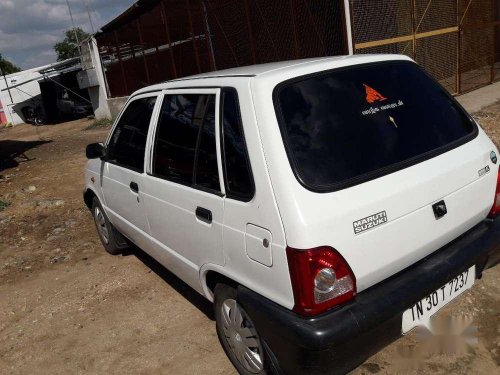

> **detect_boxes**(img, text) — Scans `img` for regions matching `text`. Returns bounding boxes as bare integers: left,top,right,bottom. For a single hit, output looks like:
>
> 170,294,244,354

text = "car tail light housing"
286,246,356,316
488,169,500,218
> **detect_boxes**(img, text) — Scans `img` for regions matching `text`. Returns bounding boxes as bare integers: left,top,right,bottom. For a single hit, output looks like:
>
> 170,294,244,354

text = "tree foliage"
54,28,90,61
0,54,20,75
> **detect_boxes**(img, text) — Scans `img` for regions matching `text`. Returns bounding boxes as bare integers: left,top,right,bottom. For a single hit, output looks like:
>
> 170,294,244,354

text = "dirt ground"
0,103,499,375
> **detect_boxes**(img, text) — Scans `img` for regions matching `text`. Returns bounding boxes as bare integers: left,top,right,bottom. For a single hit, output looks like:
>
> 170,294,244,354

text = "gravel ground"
0,103,499,375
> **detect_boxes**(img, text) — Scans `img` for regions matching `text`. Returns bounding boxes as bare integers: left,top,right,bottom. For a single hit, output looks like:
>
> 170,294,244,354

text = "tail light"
488,169,500,218
286,246,356,316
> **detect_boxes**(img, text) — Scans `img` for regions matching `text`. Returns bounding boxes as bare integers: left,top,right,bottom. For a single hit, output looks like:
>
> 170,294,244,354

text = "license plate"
402,266,475,334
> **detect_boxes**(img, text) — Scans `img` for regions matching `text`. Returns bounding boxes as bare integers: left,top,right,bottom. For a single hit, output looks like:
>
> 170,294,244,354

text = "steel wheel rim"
94,207,109,244
221,299,263,373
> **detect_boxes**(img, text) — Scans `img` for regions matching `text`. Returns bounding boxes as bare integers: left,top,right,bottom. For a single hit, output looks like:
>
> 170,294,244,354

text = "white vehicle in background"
84,55,500,375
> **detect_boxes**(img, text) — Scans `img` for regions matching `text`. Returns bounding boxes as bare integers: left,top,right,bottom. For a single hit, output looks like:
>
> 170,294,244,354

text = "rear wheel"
91,197,128,255
214,284,268,375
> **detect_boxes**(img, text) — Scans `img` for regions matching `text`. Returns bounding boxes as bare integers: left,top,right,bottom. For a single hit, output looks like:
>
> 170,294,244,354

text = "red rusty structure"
96,0,500,98
0,99,7,125
96,0,347,97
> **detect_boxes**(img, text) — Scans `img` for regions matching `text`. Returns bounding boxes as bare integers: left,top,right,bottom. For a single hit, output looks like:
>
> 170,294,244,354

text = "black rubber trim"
272,60,479,193
219,87,256,202
105,92,161,173
237,217,500,375
167,75,257,83
147,92,224,198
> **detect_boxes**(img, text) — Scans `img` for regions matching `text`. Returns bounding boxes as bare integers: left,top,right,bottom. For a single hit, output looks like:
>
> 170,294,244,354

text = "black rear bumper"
237,218,500,375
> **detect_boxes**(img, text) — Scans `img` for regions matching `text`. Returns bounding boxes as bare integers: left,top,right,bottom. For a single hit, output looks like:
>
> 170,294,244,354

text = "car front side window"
107,96,157,172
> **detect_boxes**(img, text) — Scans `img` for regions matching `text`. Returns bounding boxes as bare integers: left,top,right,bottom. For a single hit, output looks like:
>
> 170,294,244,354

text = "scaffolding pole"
343,0,354,55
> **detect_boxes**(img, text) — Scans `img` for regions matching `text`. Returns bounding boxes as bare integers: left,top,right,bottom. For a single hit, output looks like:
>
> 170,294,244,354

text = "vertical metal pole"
0,66,16,125
490,0,496,83
130,44,137,64
243,0,257,64
494,22,498,82
457,0,462,94
136,18,151,84
201,1,217,70
161,1,178,79
186,0,202,73
343,0,354,55
83,0,96,34
0,66,13,103
114,31,128,95
65,0,81,54
302,0,327,54
290,0,300,58
339,0,349,55
0,67,14,125
411,0,417,59
155,46,163,78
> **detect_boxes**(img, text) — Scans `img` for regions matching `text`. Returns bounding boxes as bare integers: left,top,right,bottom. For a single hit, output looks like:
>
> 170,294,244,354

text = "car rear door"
141,89,225,290
101,93,159,247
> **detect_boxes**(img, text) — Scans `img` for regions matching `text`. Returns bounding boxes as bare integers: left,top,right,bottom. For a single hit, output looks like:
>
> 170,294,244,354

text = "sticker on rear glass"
364,84,387,104
353,211,388,235
361,83,405,118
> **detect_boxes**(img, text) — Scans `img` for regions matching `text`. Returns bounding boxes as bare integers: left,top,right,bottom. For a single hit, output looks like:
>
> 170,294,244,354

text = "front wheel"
214,284,269,375
91,197,128,255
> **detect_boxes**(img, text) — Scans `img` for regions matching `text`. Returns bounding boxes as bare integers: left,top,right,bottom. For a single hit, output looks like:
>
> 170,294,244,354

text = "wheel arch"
83,187,98,210
200,265,242,302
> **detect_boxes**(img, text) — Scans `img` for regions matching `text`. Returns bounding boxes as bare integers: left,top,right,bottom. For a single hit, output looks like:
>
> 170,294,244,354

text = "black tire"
34,115,46,126
91,197,128,255
214,284,270,375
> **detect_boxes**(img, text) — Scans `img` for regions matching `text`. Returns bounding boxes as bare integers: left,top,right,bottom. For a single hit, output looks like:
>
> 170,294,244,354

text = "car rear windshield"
274,61,476,192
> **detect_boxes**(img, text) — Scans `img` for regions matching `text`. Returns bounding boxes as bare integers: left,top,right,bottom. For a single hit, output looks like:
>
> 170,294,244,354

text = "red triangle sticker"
364,84,387,104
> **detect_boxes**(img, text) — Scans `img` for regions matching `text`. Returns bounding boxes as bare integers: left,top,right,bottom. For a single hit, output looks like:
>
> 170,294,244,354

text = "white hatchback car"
84,55,500,375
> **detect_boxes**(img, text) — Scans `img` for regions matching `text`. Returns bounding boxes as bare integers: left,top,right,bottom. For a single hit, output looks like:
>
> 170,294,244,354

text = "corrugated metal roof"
99,0,161,32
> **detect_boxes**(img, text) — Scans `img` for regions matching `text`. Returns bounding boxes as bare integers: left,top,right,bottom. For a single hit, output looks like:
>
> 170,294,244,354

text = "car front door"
101,93,159,247
142,89,225,289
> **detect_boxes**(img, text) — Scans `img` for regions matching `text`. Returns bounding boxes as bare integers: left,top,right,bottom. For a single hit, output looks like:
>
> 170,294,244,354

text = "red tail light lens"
286,246,356,316
488,169,500,218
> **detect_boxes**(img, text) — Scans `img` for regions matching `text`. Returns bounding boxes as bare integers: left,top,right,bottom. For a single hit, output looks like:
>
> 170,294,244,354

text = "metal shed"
96,0,500,99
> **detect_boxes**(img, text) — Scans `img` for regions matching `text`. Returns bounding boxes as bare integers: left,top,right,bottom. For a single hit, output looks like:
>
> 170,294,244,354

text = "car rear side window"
194,96,219,191
152,94,220,193
107,96,157,172
221,89,254,201
274,61,476,192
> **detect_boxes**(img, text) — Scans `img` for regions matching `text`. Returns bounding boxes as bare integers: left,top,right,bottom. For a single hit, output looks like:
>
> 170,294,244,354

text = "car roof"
133,54,414,95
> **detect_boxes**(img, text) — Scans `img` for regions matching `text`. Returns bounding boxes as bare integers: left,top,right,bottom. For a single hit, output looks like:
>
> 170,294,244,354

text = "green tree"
0,54,20,75
54,27,90,61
